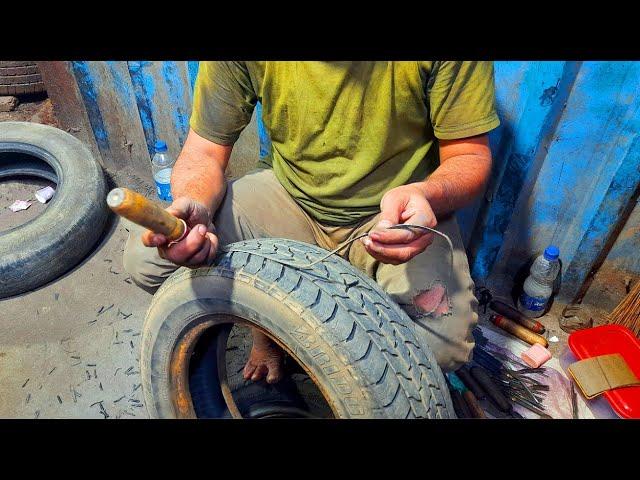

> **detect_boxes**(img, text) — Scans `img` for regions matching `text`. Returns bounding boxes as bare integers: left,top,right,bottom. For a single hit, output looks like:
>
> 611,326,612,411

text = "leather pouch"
568,353,640,399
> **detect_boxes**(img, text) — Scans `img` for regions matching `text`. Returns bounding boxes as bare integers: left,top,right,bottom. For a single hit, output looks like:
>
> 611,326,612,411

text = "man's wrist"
413,179,453,218
173,193,214,223
413,180,439,203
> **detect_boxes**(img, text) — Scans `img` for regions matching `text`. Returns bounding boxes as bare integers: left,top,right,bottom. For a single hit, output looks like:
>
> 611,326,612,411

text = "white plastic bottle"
517,245,561,318
151,140,174,202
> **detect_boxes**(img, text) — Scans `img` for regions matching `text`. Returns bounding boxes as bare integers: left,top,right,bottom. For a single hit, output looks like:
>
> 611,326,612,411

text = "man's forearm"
415,152,492,218
170,130,233,220
409,135,493,218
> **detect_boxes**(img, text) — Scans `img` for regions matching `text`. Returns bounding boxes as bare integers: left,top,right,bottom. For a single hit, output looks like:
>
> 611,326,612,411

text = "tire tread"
150,239,452,418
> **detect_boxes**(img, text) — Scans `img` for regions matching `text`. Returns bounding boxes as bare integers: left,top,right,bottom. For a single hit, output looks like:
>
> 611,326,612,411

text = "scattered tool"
509,395,552,419
489,298,545,334
225,223,456,271
470,366,511,413
456,366,485,400
571,382,579,419
107,187,187,243
447,372,486,418
476,287,546,335
472,341,552,419
491,314,549,348
446,375,473,419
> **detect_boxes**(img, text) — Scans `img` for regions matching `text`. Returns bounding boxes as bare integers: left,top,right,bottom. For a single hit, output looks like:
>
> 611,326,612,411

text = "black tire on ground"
0,61,45,95
0,153,57,184
188,327,313,418
141,238,455,419
0,122,108,298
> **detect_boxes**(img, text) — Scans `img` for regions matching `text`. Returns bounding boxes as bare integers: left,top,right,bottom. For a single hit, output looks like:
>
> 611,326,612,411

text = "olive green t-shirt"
190,61,499,226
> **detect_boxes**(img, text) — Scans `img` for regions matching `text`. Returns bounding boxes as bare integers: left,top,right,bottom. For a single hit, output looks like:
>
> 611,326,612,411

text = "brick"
0,95,18,112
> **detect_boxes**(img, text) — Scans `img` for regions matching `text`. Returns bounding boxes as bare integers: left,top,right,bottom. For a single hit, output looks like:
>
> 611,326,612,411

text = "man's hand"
141,197,219,268
362,184,437,265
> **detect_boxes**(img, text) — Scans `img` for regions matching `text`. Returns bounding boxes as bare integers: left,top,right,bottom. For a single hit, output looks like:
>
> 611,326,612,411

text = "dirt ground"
0,96,263,418
0,93,59,127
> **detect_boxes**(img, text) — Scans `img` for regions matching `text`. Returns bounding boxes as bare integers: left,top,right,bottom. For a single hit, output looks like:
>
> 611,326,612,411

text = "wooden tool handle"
106,187,186,242
456,367,486,400
450,389,473,419
490,300,546,334
470,366,511,413
491,314,549,348
463,390,487,419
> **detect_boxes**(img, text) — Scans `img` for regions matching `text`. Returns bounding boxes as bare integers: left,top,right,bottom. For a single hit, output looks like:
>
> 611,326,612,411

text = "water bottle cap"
543,245,560,261
154,140,168,152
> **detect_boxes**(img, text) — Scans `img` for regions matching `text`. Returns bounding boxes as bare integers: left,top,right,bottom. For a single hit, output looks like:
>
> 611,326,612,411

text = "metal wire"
222,223,456,278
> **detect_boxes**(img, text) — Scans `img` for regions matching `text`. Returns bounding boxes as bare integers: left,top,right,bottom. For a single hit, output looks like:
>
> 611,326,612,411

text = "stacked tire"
0,61,46,96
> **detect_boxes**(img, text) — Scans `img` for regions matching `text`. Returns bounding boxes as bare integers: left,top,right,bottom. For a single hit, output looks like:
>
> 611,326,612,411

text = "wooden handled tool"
447,372,486,419
106,187,187,242
450,389,473,419
490,299,545,334
491,314,549,348
470,366,512,413
456,366,485,400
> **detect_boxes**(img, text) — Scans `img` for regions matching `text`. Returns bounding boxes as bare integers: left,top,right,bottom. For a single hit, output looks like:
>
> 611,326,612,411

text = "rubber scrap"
521,343,552,368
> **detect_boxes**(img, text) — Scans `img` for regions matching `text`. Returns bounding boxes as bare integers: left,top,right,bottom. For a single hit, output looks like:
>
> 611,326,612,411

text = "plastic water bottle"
517,245,561,318
151,140,174,202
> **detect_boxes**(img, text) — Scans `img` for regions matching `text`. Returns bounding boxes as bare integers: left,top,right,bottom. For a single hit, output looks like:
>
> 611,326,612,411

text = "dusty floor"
0,94,58,127
0,97,261,419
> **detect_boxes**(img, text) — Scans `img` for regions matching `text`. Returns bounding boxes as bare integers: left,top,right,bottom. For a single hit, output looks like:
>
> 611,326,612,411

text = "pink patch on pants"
413,283,450,317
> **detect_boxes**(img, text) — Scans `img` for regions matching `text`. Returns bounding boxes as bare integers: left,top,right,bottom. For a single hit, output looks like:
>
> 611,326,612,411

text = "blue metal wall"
464,62,640,302
64,61,640,303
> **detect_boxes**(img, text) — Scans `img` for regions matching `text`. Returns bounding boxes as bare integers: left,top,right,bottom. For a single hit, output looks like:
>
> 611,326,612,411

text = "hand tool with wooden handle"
456,366,485,400
491,314,549,348
450,388,473,419
447,372,486,418
490,299,545,334
470,365,512,413
106,187,187,243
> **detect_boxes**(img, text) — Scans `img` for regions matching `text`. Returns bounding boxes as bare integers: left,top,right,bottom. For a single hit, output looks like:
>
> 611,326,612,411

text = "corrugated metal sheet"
57,61,640,304
464,61,640,302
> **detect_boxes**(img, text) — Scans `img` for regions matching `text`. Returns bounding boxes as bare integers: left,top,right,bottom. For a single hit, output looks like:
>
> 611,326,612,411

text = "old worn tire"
141,238,455,419
0,61,45,95
0,122,107,298
0,155,57,184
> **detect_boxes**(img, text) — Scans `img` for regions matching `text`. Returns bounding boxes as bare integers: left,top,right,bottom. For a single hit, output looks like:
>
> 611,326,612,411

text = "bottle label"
155,181,173,202
519,292,547,312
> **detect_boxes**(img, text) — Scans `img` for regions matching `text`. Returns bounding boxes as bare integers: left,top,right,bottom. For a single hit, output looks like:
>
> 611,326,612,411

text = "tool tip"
106,188,125,208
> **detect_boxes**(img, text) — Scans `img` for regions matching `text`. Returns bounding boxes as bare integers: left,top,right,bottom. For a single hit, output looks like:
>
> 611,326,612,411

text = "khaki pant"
123,169,478,371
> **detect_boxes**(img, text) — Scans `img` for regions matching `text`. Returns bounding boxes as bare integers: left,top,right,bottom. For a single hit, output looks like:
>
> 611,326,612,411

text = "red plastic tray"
568,325,640,419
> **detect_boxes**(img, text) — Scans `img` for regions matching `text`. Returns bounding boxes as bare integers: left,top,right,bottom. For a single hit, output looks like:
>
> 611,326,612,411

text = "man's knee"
122,223,176,294
409,306,478,372
391,282,478,372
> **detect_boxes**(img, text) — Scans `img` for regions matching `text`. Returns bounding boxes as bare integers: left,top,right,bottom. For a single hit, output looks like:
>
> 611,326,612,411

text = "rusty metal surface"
36,61,103,165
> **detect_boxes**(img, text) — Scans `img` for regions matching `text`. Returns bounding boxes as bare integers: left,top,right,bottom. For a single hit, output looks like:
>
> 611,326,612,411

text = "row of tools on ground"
445,286,555,419
446,341,551,419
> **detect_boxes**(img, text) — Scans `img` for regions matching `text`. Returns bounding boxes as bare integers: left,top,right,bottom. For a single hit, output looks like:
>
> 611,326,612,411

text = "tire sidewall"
142,269,378,419
0,122,107,297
